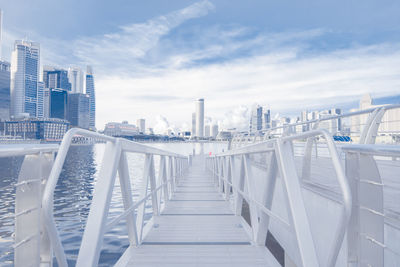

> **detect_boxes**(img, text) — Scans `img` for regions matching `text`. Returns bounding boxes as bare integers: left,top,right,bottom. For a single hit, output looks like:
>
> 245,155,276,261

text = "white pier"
122,156,279,267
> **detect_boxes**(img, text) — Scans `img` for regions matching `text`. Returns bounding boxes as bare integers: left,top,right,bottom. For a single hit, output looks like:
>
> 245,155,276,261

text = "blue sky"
2,0,400,132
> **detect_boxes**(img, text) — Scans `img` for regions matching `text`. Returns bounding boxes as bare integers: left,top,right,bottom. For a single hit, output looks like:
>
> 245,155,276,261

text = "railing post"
255,151,278,246
159,156,169,208
275,139,319,267
76,140,122,267
234,155,246,216
118,151,139,246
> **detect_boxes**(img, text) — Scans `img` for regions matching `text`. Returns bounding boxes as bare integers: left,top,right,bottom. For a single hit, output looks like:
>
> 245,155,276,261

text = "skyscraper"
0,61,10,120
205,125,210,137
36,81,45,118
249,105,262,133
43,66,71,91
67,93,90,129
86,66,96,130
211,124,219,138
195,98,204,137
263,108,271,130
10,40,40,117
50,88,68,119
68,66,84,93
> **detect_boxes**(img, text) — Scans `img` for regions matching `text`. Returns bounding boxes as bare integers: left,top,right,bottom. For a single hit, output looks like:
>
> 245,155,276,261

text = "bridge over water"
3,104,400,267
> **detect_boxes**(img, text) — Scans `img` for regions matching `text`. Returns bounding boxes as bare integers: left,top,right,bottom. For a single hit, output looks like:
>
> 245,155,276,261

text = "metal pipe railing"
207,129,352,267
41,128,188,267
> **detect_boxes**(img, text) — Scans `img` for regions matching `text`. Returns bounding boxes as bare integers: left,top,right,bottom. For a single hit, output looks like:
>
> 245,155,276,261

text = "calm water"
0,142,227,266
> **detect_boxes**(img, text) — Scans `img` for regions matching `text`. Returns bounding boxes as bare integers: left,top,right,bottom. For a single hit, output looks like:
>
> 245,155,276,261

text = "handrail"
0,144,59,157
41,128,187,267
209,129,352,267
232,103,400,141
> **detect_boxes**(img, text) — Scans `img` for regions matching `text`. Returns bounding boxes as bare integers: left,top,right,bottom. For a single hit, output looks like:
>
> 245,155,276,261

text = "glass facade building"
67,93,90,129
0,60,10,120
50,88,68,120
85,66,96,130
10,40,40,118
43,67,71,91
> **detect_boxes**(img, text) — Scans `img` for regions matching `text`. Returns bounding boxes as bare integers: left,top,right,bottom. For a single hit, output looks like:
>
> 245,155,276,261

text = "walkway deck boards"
124,157,279,267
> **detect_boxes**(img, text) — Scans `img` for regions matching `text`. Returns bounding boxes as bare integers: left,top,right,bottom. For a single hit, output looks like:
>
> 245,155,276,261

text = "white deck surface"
123,157,280,267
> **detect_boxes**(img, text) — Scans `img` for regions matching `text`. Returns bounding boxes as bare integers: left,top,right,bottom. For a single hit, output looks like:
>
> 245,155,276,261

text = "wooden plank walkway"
121,156,280,267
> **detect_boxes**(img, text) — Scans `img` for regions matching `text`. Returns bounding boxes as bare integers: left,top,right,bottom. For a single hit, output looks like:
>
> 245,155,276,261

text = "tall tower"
86,66,96,130
68,66,84,93
10,40,40,117
195,98,204,137
191,112,196,137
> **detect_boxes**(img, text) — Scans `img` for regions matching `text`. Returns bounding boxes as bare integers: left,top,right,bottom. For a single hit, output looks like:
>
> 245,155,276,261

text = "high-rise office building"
50,88,68,119
43,66,71,91
36,81,45,118
263,108,271,129
249,105,263,133
137,119,146,133
86,66,96,130
68,66,84,93
0,61,10,120
191,112,196,136
67,93,90,129
10,40,40,117
195,99,204,137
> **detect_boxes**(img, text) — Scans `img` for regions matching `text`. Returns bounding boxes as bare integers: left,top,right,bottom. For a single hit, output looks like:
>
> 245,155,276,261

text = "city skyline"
1,1,400,131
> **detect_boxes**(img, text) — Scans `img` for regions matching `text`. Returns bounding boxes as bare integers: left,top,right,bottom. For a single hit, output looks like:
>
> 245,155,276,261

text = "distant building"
195,99,204,137
205,125,210,137
86,66,96,130
318,108,342,134
137,119,145,133
249,105,262,133
36,81,45,118
50,88,68,120
68,67,84,93
10,40,40,117
43,66,71,91
104,121,139,137
0,60,10,120
67,93,90,129
351,94,400,139
263,108,271,130
4,118,69,141
211,124,219,138
191,112,196,136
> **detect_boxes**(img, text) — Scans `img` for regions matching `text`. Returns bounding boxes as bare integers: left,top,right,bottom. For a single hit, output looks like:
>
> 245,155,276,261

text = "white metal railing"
342,144,400,267
38,128,189,267
0,144,59,267
230,104,400,148
207,129,352,267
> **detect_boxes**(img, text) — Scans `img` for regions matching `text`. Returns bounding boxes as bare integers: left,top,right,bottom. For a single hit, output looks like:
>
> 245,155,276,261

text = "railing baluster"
118,151,139,246
136,154,152,244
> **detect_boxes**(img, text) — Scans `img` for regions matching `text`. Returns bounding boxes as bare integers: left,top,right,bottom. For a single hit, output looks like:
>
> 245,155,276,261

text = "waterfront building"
191,112,196,136
205,125,210,137
211,124,219,138
195,99,204,137
0,60,10,120
137,119,145,133
249,105,262,133
104,121,139,137
68,67,84,93
4,117,69,141
86,66,96,130
50,88,68,120
10,40,40,117
67,93,90,129
43,66,71,91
